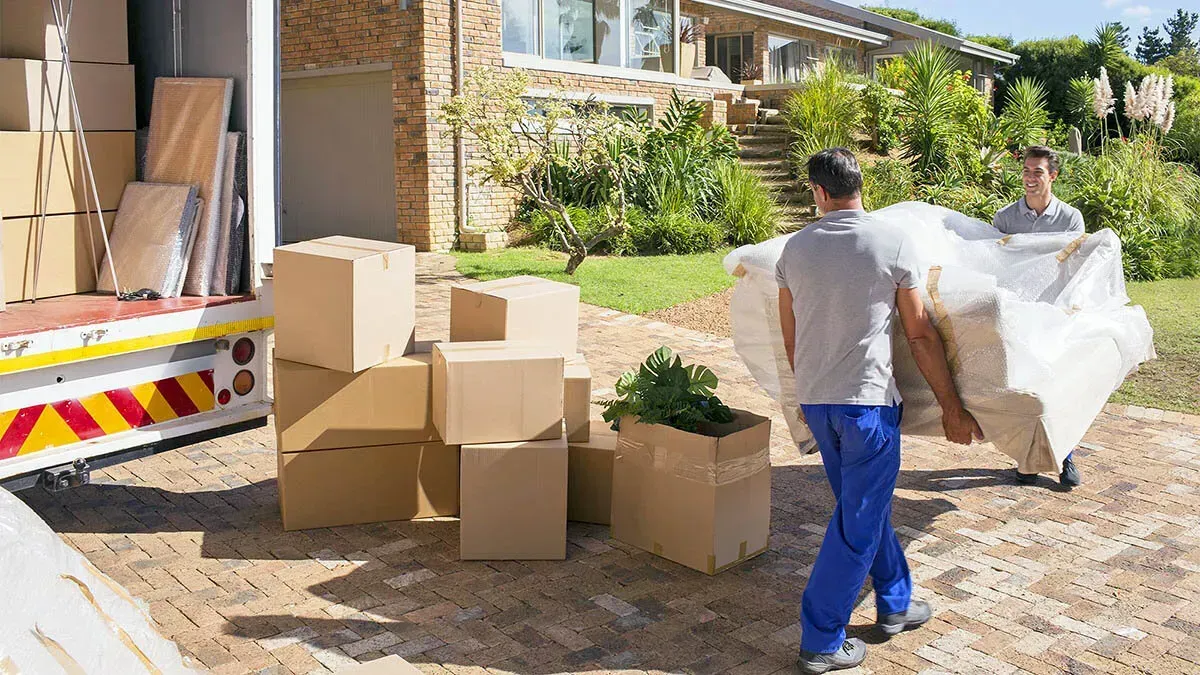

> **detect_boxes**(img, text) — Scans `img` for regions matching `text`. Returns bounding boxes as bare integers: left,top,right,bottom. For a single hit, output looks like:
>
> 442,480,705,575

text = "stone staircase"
733,108,818,232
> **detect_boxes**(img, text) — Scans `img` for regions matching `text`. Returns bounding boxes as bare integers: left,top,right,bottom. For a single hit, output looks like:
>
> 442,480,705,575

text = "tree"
862,6,960,36
1164,9,1199,56
1159,48,1200,77
441,68,640,273
1137,27,1171,64
1092,23,1128,68
1002,36,1091,123
967,34,1015,52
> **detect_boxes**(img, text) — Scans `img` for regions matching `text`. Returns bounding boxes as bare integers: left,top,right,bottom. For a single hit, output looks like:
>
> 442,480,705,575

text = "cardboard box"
0,131,135,218
568,421,618,525
274,350,439,453
450,275,580,357
333,655,422,674
278,441,459,531
0,59,135,131
1,0,129,64
3,211,113,302
459,437,568,560
564,360,591,443
274,236,416,373
611,410,772,575
432,342,564,445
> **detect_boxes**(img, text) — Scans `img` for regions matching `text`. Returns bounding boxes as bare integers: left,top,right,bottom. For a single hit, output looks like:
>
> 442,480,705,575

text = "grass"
451,247,735,314
1111,278,1200,415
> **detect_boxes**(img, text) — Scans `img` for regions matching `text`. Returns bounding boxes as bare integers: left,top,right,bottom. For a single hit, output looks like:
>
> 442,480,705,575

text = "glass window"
627,0,674,71
545,0,596,62
503,0,538,54
706,34,753,81
823,45,858,71
768,36,814,83
595,0,622,66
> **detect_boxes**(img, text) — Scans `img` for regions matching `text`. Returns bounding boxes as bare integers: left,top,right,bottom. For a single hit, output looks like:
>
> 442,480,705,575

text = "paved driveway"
18,255,1200,675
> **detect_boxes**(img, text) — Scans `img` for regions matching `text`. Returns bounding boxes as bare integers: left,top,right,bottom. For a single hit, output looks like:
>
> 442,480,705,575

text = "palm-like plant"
897,42,959,176
1065,76,1098,142
1090,22,1126,69
782,60,864,169
1000,77,1050,149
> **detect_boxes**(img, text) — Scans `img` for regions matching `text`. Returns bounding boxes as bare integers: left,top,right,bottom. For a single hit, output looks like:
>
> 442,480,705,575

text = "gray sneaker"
797,638,867,674
878,600,933,636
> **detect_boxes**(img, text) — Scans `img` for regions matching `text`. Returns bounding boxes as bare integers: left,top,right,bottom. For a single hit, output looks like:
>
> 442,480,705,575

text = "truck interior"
2,0,261,339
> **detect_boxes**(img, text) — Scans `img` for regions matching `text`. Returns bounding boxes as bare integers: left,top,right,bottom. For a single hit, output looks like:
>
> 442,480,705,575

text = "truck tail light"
233,370,255,396
232,337,255,365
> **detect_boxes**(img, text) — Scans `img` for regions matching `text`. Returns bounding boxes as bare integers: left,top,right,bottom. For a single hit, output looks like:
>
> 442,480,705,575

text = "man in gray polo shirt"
778,148,983,674
992,145,1085,235
993,146,1085,488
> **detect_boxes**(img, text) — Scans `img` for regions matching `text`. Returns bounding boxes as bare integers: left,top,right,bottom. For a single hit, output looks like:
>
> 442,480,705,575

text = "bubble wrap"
0,487,201,673
725,201,1156,473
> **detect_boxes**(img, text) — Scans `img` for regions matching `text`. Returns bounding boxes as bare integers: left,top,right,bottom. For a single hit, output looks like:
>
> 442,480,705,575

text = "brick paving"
17,254,1200,675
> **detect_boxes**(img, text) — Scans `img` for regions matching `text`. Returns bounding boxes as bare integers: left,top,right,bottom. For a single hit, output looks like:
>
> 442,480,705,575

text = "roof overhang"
795,0,1019,64
691,0,890,45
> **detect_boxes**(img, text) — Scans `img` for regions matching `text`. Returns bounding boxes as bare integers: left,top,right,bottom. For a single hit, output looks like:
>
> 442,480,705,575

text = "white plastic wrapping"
0,488,201,674
726,201,1156,473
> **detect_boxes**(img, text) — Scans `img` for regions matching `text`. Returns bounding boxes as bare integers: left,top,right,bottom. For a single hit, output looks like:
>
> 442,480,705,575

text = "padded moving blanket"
725,201,1156,474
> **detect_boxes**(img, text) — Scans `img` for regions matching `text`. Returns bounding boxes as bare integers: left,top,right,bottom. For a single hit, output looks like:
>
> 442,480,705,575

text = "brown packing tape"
712,544,770,575
731,263,747,278
707,555,716,575
615,436,770,486
739,540,748,559
0,655,18,674
998,235,1013,246
653,542,663,556
1056,233,1090,263
33,627,85,675
926,266,961,375
60,574,162,674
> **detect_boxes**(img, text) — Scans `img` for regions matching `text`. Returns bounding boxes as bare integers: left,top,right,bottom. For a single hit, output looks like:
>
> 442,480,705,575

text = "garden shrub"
712,161,781,245
862,159,916,210
861,81,900,154
783,61,864,167
631,208,725,255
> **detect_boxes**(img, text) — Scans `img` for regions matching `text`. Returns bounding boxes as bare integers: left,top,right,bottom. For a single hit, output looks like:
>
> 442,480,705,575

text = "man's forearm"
908,334,966,413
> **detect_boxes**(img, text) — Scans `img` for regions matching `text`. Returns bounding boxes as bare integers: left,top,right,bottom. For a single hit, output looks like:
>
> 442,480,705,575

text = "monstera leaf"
598,346,735,432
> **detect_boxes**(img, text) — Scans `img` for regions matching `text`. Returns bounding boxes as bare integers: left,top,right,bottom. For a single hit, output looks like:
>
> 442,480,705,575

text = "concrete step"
740,123,792,136
738,144,788,159
761,110,787,125
738,134,791,148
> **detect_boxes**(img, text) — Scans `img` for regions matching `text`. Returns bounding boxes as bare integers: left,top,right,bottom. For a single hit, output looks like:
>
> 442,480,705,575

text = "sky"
863,0,1200,43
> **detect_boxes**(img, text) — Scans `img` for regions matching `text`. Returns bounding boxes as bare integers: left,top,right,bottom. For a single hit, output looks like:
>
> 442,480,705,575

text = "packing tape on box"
926,266,961,375
1055,233,1090,263
615,436,769,486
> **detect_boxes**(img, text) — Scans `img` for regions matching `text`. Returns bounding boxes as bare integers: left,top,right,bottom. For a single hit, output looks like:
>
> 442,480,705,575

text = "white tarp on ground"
725,201,1156,474
0,487,201,674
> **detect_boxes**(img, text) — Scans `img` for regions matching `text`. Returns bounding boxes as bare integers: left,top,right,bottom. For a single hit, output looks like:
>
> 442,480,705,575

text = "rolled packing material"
0,487,201,673
211,132,243,295
97,183,201,297
725,201,1156,474
144,77,233,296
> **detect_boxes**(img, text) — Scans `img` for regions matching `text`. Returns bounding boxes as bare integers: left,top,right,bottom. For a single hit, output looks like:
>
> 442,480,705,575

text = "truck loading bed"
1,293,254,339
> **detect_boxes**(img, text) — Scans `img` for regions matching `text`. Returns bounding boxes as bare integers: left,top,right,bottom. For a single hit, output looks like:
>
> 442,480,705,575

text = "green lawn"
1112,278,1200,415
451,248,735,314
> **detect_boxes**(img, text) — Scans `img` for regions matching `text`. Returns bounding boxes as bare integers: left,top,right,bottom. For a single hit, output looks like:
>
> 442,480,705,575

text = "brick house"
279,0,1017,251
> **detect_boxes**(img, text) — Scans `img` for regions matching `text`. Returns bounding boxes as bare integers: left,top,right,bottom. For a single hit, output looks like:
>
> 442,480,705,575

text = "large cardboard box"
278,441,459,531
449,275,580,356
0,131,135,218
564,360,592,443
3,211,113,302
274,236,416,373
568,421,618,525
432,342,564,445
274,350,439,452
1,0,129,64
0,59,135,131
611,410,772,575
334,655,423,674
459,437,568,560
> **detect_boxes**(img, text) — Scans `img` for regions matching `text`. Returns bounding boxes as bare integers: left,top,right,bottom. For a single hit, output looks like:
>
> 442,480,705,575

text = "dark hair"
806,148,862,199
1023,145,1060,174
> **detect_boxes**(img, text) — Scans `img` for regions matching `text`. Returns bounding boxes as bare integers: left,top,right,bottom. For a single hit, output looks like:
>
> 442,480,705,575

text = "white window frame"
502,0,681,74
766,34,816,84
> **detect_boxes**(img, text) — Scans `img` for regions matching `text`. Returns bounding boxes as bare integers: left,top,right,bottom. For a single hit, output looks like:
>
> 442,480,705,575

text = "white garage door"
281,69,396,243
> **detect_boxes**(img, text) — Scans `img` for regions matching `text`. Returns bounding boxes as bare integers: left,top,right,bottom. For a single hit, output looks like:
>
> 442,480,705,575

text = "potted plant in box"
738,61,764,86
598,347,772,575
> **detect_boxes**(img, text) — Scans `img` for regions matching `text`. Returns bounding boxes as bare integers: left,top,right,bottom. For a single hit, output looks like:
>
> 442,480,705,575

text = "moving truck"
0,0,279,491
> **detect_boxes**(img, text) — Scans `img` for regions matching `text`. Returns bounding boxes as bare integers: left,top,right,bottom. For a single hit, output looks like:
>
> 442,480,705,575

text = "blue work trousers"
799,404,912,654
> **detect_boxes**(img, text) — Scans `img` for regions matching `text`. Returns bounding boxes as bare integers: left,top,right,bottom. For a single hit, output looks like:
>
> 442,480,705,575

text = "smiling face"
1022,156,1057,202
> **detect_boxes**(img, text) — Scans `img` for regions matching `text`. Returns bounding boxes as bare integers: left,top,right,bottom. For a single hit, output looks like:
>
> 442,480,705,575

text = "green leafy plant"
599,346,735,433
1000,77,1050,149
712,161,781,245
861,80,901,153
897,42,960,176
862,159,917,210
783,60,864,168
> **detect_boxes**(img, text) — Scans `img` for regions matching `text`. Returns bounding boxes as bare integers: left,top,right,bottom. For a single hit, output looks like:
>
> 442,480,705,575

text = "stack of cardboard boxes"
0,0,137,305
272,237,616,562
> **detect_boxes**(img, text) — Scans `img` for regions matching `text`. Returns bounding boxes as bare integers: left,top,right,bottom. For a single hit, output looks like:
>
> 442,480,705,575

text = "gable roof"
692,0,890,45
793,0,1020,64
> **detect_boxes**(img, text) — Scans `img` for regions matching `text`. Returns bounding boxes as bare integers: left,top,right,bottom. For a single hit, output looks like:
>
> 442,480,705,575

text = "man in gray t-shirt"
992,145,1085,236
778,148,982,674
993,146,1085,488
